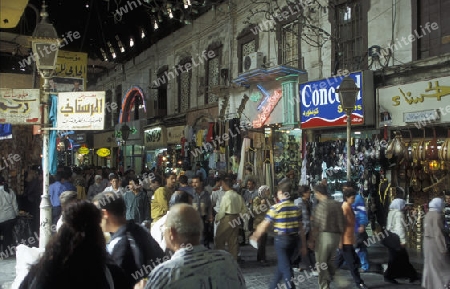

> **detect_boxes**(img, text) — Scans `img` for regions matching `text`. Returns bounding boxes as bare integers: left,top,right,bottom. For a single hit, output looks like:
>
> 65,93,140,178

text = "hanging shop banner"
167,125,185,143
0,89,40,124
56,91,105,130
299,71,374,129
377,75,450,128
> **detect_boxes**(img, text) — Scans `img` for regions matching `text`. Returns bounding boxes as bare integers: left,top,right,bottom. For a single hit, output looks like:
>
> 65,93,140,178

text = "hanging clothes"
196,130,204,147
206,122,215,143
238,138,251,181
48,94,58,175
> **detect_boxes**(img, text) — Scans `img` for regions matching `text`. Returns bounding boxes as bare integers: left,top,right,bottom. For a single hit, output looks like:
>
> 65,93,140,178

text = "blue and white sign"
300,71,374,129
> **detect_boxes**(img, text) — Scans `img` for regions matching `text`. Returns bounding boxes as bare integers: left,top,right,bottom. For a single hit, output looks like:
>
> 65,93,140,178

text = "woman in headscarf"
252,185,272,263
383,198,419,284
422,198,450,289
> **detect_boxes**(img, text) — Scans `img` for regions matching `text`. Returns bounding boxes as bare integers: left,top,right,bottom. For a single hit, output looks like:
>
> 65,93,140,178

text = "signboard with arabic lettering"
57,91,105,130
55,50,87,88
0,89,40,124
299,71,374,129
377,76,450,128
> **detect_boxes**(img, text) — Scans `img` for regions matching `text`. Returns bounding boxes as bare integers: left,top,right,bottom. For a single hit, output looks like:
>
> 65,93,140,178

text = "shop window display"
272,130,302,190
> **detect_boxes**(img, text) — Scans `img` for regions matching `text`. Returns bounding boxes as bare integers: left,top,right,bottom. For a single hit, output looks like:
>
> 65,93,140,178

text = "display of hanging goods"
413,139,426,162
438,138,450,161
426,127,439,160
386,131,408,164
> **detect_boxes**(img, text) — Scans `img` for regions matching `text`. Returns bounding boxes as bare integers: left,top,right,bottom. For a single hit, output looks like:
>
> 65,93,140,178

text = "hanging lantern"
78,147,90,155
96,148,111,157
428,160,440,171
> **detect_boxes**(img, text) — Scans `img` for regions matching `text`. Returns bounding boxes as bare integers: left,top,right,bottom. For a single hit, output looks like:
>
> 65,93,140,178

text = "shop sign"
167,126,185,143
96,148,110,157
78,147,89,154
57,91,105,130
0,89,41,124
403,110,440,123
253,89,283,128
378,76,450,128
299,71,374,129
144,126,167,149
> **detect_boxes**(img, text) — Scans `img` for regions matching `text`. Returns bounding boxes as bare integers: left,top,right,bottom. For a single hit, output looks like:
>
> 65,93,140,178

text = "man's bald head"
166,204,203,246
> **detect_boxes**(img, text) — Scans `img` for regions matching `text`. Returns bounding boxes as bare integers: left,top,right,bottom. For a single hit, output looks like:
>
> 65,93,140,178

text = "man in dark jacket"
93,191,165,286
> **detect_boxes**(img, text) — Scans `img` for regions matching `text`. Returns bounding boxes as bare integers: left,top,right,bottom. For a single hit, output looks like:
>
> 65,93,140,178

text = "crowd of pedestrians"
0,163,449,289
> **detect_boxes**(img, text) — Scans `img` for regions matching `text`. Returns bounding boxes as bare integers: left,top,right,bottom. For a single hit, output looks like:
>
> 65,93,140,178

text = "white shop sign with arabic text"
0,89,41,124
377,76,450,127
57,91,105,130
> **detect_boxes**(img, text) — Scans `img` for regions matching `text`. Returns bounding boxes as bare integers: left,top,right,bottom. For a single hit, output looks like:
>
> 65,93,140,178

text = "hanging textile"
265,162,273,197
206,122,215,142
196,130,204,147
238,138,251,181
48,94,58,175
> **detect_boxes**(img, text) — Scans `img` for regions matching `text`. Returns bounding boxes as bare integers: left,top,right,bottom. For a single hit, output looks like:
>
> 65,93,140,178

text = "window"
280,20,300,67
276,6,302,68
332,1,368,73
413,0,450,59
178,57,192,112
205,41,222,104
237,26,259,73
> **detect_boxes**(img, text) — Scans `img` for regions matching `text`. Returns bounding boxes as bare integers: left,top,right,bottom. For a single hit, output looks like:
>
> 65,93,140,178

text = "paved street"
0,243,423,289
238,243,422,289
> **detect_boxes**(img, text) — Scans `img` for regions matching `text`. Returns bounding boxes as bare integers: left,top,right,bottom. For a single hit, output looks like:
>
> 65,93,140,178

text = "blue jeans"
270,234,299,289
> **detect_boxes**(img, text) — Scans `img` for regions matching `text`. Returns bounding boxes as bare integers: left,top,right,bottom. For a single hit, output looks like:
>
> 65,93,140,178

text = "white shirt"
150,212,168,251
146,245,246,289
104,186,125,196
0,186,18,223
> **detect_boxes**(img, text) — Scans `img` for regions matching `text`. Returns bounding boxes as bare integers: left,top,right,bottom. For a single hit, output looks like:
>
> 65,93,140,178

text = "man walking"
338,188,369,289
309,184,345,289
124,178,150,224
215,174,247,260
191,176,213,248
251,182,307,289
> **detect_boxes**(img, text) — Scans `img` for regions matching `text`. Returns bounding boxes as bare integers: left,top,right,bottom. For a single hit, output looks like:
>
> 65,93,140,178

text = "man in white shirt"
104,174,125,196
215,174,248,260
138,203,246,289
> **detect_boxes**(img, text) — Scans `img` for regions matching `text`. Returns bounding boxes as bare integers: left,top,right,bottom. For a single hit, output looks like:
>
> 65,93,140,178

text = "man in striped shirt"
251,182,307,289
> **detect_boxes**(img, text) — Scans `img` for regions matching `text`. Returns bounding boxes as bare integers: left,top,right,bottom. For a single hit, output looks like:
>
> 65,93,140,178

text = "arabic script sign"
378,76,450,127
57,91,105,130
0,89,41,124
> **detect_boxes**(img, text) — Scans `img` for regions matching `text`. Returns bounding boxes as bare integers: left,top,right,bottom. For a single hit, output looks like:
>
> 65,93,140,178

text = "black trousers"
339,245,363,285
0,218,16,252
201,215,212,248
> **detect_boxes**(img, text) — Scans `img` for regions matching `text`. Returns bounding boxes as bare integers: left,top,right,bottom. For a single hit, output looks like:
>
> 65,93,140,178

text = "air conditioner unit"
243,52,264,71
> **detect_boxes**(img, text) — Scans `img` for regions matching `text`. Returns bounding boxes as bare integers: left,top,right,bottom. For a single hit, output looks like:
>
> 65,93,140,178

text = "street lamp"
32,1,60,248
121,123,131,170
337,76,359,181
